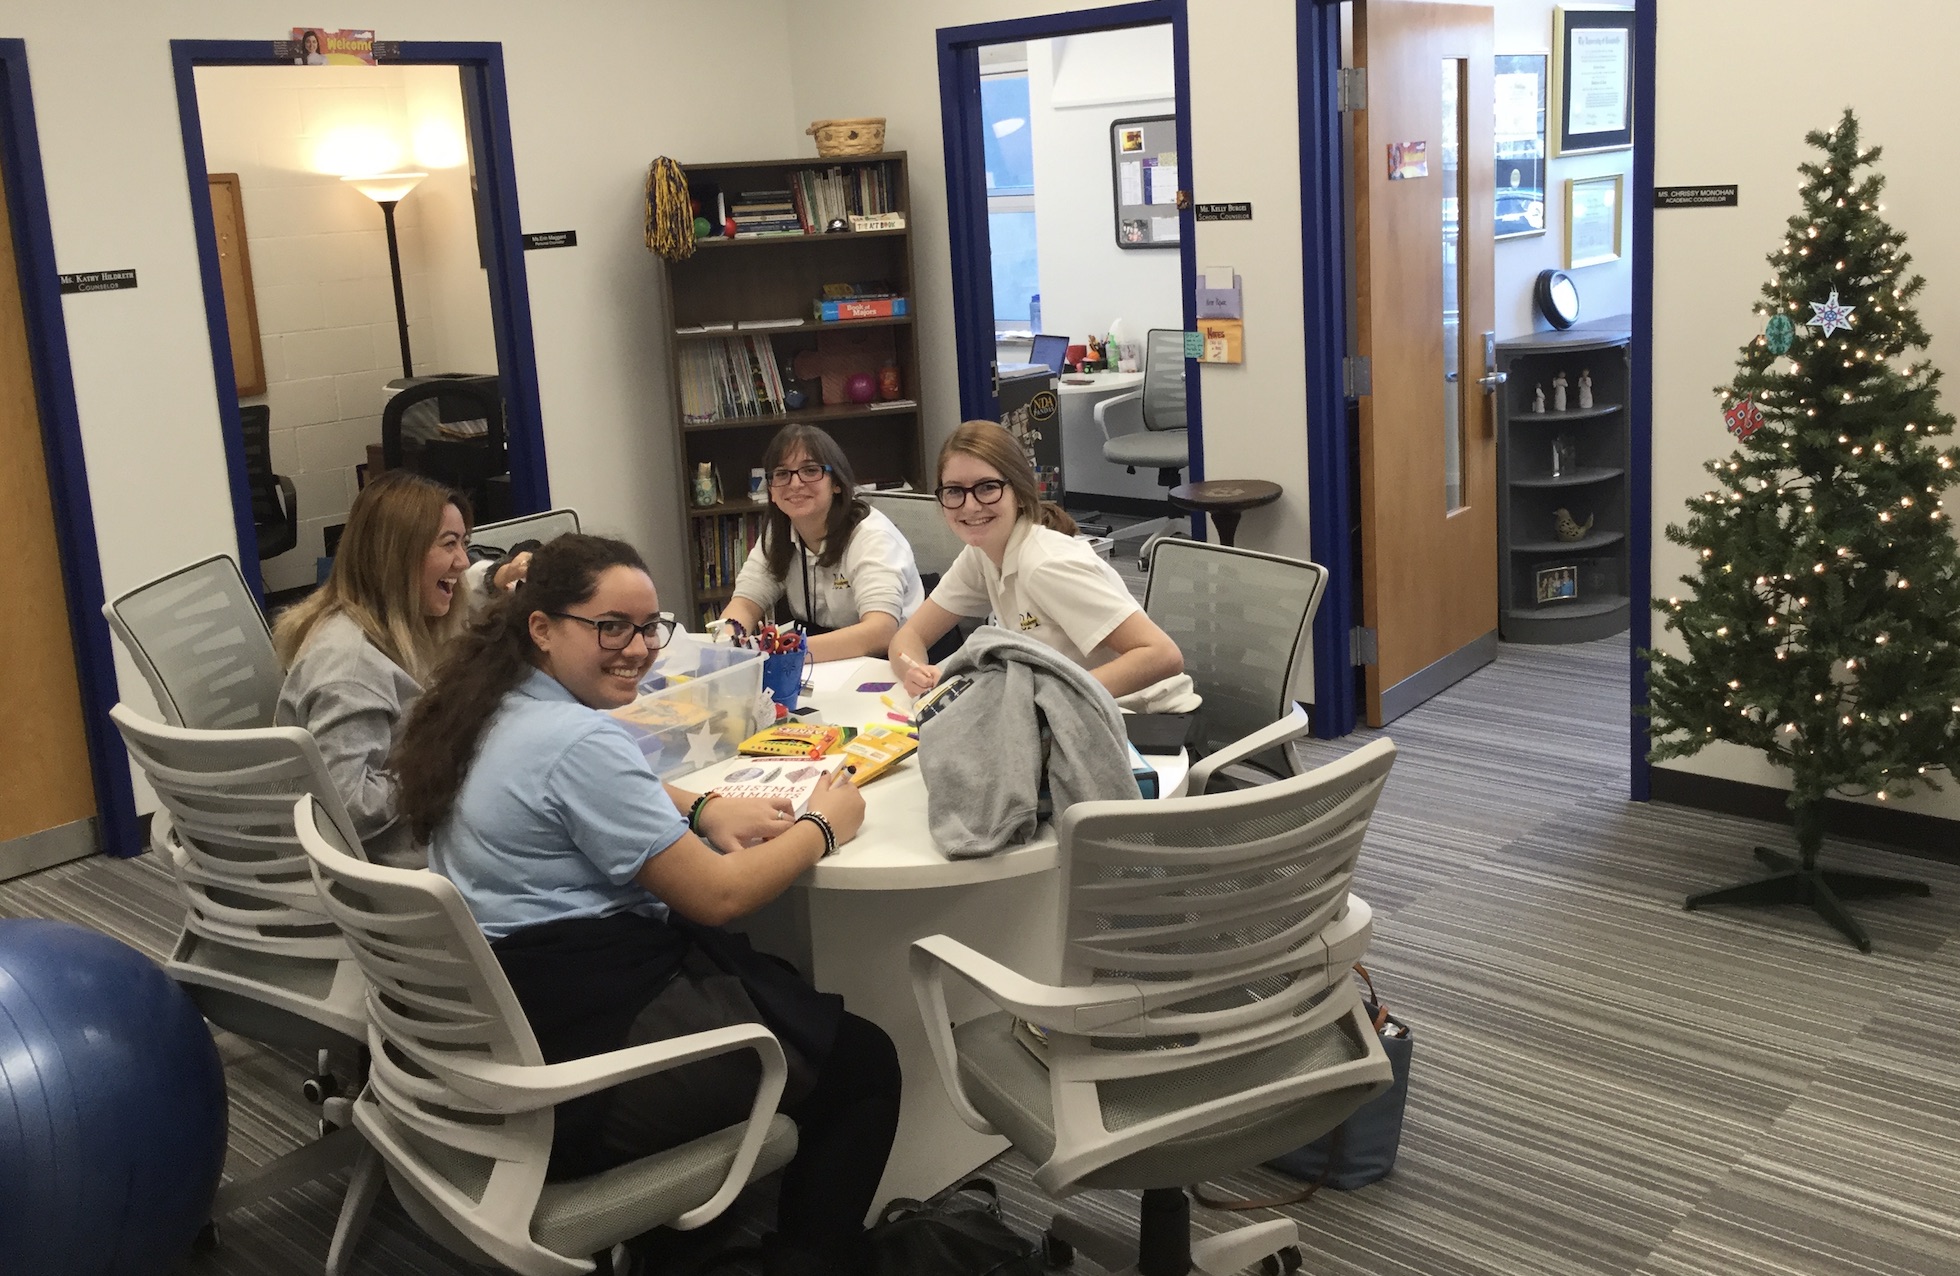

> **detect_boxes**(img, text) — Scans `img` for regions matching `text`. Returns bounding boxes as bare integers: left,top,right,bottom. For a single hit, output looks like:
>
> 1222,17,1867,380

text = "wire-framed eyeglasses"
768,463,833,488
548,612,677,651
936,479,1009,508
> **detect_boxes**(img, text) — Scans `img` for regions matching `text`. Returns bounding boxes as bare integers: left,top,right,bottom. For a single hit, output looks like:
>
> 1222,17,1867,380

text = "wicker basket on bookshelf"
806,118,886,157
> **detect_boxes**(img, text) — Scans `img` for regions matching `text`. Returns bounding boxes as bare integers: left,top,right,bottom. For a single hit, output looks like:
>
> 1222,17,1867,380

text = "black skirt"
493,910,844,1179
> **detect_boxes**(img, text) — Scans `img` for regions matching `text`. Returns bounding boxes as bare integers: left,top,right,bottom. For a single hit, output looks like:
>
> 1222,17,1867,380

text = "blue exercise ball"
0,918,227,1275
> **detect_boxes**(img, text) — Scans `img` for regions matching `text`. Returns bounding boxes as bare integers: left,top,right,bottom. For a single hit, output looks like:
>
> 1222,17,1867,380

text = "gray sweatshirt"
275,612,422,867
920,626,1141,859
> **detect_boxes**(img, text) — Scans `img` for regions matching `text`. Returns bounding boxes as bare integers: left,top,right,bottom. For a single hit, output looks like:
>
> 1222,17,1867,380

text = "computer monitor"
1028,332,1069,375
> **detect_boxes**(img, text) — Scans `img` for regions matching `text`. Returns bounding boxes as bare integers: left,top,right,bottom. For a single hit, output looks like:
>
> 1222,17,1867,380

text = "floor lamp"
343,172,427,381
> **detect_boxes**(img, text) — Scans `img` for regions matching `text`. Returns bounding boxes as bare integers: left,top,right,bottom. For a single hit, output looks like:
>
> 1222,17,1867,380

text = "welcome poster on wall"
289,28,376,66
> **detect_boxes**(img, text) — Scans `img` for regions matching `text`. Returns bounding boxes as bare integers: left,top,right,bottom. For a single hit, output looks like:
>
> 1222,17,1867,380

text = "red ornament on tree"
1723,397,1764,440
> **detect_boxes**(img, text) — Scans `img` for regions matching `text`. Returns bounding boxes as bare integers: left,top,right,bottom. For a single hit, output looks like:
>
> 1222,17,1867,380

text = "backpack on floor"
863,1178,1044,1276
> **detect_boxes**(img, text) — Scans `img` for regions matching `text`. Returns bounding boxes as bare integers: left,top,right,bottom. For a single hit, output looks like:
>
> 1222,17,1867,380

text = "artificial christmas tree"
1647,109,1960,952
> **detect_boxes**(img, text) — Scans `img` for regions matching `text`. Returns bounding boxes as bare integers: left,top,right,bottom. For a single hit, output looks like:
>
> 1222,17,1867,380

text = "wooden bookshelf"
661,152,926,626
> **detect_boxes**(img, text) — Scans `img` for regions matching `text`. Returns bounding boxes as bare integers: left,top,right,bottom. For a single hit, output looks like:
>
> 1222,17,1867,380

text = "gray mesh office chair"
861,489,966,582
103,554,283,730
108,705,377,1273
1093,329,1191,563
293,795,799,1276
471,507,581,555
1144,538,1328,781
911,725,1398,1276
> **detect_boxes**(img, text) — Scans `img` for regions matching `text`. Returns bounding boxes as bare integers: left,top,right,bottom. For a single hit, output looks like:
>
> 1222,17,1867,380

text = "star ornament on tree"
1808,288,1855,337
1724,397,1765,440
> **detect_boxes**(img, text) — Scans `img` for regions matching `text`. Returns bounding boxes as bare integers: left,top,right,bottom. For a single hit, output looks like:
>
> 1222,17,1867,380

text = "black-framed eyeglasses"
769,463,833,488
548,611,677,652
936,479,1009,509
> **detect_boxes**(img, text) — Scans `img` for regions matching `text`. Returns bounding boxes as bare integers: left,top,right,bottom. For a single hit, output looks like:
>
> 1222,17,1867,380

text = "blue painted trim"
169,40,551,532
169,42,263,600
935,35,991,423
934,0,1203,519
1628,0,1657,801
1295,0,1356,738
0,41,142,856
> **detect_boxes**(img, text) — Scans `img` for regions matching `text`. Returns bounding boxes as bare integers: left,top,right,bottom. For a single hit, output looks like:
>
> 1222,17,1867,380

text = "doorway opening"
939,2,1202,541
171,40,549,604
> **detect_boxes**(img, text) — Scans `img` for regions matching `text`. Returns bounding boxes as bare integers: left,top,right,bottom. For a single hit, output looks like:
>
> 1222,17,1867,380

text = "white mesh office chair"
472,507,582,555
1093,329,1192,564
108,704,377,1273
1144,538,1329,782
293,795,801,1276
103,554,283,729
911,724,1398,1276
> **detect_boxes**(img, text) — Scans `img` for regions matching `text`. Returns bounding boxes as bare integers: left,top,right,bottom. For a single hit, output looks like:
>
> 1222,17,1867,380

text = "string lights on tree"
1644,110,1960,952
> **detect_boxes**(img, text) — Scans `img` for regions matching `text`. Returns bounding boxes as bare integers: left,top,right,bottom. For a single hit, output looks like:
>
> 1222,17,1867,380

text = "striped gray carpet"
5,634,1957,1275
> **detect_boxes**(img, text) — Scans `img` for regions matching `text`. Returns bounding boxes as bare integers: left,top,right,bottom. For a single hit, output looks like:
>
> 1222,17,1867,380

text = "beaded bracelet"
687,792,718,833
795,810,837,858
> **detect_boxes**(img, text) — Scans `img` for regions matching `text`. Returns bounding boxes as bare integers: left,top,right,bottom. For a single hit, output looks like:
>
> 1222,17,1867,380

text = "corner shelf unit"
661,152,926,627
1495,320,1632,644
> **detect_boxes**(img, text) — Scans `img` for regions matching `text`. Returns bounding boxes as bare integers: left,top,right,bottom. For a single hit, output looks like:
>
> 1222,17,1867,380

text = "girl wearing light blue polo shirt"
394,534,898,1276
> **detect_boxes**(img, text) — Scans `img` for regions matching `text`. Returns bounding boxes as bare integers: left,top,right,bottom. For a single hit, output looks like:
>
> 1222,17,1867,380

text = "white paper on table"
1119,161,1144,206
1147,164,1179,204
805,656,871,694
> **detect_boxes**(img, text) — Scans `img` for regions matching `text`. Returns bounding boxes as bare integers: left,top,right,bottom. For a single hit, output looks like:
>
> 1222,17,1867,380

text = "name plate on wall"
1653,185,1738,208
523,230,578,250
59,269,138,294
1194,202,1253,222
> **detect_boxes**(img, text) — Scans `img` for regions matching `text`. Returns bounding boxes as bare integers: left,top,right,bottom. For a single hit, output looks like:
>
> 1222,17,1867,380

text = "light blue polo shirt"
428,668,690,940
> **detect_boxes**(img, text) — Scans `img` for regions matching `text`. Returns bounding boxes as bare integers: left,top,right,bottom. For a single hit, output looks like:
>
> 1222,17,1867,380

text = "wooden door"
1353,0,1498,726
208,173,266,397
0,155,98,875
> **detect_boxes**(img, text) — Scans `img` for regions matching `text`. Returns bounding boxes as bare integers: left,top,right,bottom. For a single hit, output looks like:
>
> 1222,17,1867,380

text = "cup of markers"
737,622,807,709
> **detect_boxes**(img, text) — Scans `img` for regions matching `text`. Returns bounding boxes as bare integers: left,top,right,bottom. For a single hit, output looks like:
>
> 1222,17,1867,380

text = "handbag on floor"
1195,964,1414,1210
862,1178,1044,1276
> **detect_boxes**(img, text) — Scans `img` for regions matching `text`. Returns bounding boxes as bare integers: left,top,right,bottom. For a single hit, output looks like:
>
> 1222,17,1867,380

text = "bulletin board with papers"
1109,114,1181,250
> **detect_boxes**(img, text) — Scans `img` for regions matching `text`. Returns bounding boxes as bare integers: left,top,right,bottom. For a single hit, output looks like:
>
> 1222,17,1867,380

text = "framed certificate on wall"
1551,7,1634,156
1565,173,1624,268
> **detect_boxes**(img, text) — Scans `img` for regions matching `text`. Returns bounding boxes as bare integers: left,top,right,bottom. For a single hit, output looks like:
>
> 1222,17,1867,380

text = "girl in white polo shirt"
721,424,925,662
889,420,1183,699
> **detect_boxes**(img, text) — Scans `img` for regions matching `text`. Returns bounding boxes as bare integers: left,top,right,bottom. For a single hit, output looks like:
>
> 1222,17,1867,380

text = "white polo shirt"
930,520,1139,670
731,506,924,631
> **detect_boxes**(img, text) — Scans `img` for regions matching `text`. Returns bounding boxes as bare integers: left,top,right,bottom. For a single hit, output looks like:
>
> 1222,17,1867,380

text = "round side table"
1168,480,1283,547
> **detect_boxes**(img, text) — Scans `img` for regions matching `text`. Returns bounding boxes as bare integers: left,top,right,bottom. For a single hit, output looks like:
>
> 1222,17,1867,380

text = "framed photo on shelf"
1551,6,1634,156
1565,173,1623,268
1536,564,1579,605
1493,52,1548,240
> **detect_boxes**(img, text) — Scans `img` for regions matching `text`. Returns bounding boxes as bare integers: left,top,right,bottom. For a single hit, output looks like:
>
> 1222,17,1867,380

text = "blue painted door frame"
936,1,1204,489
1293,0,1655,800
0,40,142,857
170,40,550,601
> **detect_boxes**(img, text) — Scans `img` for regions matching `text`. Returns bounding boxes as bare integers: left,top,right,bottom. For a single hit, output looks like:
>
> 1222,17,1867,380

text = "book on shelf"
694,510,763,592
677,335,789,423
737,317,807,330
789,162,897,233
866,398,917,411
816,296,906,321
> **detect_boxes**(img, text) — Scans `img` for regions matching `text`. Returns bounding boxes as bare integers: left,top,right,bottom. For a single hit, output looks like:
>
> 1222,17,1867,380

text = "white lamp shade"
342,171,428,204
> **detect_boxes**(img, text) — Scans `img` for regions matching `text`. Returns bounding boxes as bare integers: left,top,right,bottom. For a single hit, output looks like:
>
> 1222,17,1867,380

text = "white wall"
1493,0,1634,337
1651,0,1960,820
1027,27,1180,345
10,0,799,814
786,0,1316,566
195,63,490,592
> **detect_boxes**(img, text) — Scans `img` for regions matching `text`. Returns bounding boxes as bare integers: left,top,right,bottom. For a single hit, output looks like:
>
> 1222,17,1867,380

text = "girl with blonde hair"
274,470,524,863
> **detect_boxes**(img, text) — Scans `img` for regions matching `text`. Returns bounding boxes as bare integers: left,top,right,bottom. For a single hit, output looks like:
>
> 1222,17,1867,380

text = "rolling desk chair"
471,508,582,556
911,724,1399,1275
380,376,507,520
1093,328,1191,567
103,554,284,730
238,405,297,561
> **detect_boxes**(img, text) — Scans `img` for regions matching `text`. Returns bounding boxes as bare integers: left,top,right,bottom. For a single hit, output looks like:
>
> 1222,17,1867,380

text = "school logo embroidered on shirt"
832,574,850,590
1018,611,1041,631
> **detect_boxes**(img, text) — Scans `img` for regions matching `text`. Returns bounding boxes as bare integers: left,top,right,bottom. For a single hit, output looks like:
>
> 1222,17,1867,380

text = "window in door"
982,66,1039,339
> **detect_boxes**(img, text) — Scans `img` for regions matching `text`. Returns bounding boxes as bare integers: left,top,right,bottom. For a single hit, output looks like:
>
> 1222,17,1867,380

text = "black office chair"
1092,328,1190,566
379,376,507,520
238,404,297,560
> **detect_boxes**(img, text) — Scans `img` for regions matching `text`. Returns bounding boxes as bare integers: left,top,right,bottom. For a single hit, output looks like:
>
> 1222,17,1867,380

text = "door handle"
1477,372,1507,390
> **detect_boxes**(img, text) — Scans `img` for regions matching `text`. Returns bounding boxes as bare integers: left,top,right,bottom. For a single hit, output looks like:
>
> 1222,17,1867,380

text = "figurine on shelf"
1552,370,1569,413
1531,383,1546,414
1552,507,1594,542
1551,434,1575,478
1578,369,1594,411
